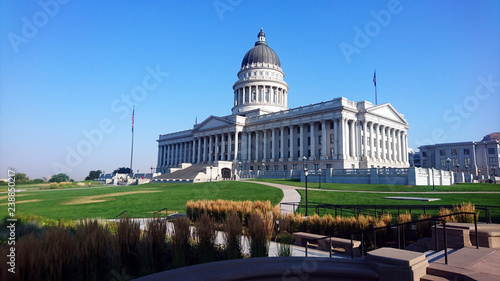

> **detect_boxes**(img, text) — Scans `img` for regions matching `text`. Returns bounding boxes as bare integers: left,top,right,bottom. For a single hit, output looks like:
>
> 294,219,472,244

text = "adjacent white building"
156,29,410,177
419,133,500,176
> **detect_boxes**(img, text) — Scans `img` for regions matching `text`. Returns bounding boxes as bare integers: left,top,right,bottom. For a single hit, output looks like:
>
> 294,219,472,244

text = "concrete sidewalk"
250,181,302,215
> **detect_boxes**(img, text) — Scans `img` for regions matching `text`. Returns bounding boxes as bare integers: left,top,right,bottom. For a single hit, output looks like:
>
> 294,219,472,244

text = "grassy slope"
251,179,500,192
296,189,500,222
1,181,283,220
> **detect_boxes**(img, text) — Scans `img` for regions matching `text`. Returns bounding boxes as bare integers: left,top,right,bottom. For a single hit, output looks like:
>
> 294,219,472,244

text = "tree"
85,170,102,181
112,167,131,174
14,173,29,184
49,173,70,183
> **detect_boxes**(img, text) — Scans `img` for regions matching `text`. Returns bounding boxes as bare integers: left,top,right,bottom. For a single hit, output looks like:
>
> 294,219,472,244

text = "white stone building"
156,29,410,177
419,133,500,177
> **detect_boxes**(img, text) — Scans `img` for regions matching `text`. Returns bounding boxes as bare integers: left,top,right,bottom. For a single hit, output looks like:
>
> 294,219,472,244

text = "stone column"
234,130,239,161
338,118,344,160
241,132,247,161
370,123,375,160
391,129,395,162
203,136,208,163
363,121,368,160
309,122,315,160
263,129,268,161
289,125,295,161
247,132,252,162
197,138,201,164
280,126,285,161
228,133,232,161
271,128,276,161
300,124,305,158
349,120,354,159
255,131,260,162
221,134,226,161
208,136,213,163
333,118,338,159
321,120,327,160
381,126,386,162
183,142,187,163
215,134,219,161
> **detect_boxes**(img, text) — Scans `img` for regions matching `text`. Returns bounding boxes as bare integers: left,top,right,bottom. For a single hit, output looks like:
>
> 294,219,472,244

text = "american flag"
131,107,135,131
373,70,376,87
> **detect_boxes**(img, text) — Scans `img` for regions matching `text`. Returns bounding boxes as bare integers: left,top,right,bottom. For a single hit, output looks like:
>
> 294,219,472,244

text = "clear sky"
1,0,499,180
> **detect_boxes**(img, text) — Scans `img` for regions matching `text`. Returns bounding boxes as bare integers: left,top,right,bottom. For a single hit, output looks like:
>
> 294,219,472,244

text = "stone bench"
432,223,500,250
292,232,361,257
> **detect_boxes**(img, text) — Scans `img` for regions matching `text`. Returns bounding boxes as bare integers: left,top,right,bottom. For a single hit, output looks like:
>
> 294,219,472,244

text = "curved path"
251,181,302,214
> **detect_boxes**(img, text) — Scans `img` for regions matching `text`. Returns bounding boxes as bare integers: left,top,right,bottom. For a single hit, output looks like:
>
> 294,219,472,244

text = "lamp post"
410,151,415,167
492,166,497,184
446,158,451,171
432,168,435,191
238,161,242,179
465,165,469,174
302,155,307,170
210,165,213,182
262,162,265,176
318,168,322,189
304,168,309,216
150,166,155,179
456,163,460,173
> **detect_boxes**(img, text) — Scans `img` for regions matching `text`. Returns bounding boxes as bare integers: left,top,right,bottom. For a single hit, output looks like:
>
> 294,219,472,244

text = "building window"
423,160,428,167
274,165,278,171
488,148,495,154
314,164,319,170
283,165,287,171
330,134,334,143
440,150,445,156
292,164,297,170
464,149,470,155
308,137,311,145
440,159,446,167
250,166,253,171
308,150,311,157
318,149,322,156
297,151,300,157
465,157,471,166
318,124,322,131
265,72,269,76
330,122,333,129
489,157,497,166
422,152,427,157
451,149,457,155
307,126,310,133
326,164,332,169
297,137,300,145
287,139,290,147
330,148,334,156
452,158,458,166
318,136,322,145
259,71,263,75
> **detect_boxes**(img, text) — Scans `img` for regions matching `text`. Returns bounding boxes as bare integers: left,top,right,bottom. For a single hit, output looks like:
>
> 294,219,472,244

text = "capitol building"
156,29,410,178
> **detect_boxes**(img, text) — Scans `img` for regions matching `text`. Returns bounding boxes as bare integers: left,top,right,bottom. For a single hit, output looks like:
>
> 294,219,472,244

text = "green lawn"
295,189,500,223
1,181,283,220
251,179,500,192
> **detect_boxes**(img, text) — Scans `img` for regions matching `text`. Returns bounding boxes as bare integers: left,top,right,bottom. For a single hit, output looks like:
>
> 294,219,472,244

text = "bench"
292,232,361,257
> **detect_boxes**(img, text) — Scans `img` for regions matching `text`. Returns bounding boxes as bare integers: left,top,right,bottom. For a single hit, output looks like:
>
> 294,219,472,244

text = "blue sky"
1,0,499,180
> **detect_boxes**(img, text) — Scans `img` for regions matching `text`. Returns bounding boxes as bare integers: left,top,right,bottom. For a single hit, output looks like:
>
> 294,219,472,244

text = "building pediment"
193,115,235,132
366,103,407,124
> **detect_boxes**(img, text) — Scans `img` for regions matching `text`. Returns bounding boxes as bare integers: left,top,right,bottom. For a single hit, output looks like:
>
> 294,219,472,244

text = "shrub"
454,202,477,223
223,213,243,259
171,216,191,268
144,217,169,273
247,212,273,258
416,214,432,239
276,232,294,257
116,216,141,275
439,207,457,223
195,213,217,263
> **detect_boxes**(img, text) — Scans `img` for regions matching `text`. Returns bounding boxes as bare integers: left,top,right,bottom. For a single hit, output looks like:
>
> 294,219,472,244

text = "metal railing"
153,208,168,220
115,210,128,219
280,202,498,224
302,212,478,265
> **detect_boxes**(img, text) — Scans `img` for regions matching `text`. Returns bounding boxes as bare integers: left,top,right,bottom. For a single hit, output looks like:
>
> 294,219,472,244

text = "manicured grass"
0,181,283,220
252,178,500,192
295,189,500,223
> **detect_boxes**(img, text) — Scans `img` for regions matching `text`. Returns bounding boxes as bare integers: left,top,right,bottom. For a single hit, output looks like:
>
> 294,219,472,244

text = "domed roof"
481,132,500,142
241,28,281,68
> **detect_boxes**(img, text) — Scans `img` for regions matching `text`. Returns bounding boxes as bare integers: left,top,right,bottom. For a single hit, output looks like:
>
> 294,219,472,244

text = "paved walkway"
251,181,302,215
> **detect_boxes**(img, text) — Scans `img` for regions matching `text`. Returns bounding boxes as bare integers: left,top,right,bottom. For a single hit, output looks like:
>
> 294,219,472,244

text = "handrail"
115,210,128,219
153,208,168,220
300,212,478,265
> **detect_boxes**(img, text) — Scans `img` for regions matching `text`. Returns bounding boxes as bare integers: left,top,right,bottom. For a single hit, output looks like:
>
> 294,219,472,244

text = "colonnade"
234,85,287,107
157,118,408,171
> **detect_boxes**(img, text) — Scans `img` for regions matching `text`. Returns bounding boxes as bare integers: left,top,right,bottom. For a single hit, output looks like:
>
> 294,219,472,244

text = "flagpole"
373,69,377,105
130,106,135,176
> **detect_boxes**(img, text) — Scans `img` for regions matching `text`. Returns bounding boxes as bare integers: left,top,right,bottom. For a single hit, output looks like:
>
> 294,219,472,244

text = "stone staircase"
420,247,500,281
153,164,206,182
